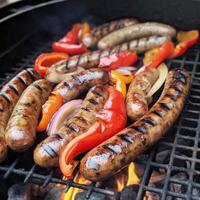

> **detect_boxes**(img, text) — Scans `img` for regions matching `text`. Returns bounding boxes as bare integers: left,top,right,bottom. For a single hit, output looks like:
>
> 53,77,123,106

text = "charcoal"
44,188,63,200
120,185,139,200
75,191,106,200
145,190,160,200
192,187,200,197
155,149,171,164
8,183,31,200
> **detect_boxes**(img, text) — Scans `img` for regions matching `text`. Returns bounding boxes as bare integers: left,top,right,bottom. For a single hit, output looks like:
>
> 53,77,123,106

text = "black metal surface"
0,0,200,199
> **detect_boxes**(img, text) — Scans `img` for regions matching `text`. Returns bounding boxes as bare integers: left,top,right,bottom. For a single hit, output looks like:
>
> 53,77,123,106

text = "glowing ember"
62,173,90,200
116,162,140,192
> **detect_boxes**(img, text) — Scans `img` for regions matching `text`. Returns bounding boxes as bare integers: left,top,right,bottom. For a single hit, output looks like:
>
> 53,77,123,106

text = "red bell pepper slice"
170,30,199,58
99,52,138,71
59,86,127,178
52,42,87,55
34,52,68,76
59,26,79,44
144,41,174,68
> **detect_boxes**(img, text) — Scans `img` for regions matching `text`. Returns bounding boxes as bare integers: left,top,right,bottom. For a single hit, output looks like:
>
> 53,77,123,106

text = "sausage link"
82,18,138,48
49,68,109,103
80,68,191,181
34,85,109,167
0,69,39,161
98,22,176,49
5,79,53,152
47,35,169,76
126,67,159,121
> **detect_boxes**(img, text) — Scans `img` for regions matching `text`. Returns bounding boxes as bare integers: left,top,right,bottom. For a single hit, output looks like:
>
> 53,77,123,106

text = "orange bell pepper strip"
143,41,174,68
37,92,63,132
170,30,199,58
34,52,68,77
73,22,91,39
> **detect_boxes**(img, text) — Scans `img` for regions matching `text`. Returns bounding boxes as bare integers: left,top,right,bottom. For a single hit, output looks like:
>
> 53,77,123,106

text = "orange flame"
62,173,90,200
116,162,140,192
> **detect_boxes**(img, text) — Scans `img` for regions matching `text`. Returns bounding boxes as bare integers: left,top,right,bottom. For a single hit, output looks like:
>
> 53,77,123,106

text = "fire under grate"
0,32,200,200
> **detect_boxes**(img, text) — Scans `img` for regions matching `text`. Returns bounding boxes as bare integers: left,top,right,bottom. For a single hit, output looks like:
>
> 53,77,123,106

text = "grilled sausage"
5,79,53,152
80,68,191,181
34,85,109,167
126,67,159,121
0,69,39,162
82,18,138,48
46,35,169,77
47,69,109,102
98,22,176,49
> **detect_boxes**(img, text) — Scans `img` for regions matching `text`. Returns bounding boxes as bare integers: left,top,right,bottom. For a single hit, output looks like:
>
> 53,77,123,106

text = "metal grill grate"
0,35,200,200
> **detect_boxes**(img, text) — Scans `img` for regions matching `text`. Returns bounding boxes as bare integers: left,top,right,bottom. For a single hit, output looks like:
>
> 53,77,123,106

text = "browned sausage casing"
5,79,53,152
98,22,176,49
49,68,109,103
34,85,109,167
126,67,159,121
81,18,138,48
0,69,39,162
46,35,169,76
80,68,191,181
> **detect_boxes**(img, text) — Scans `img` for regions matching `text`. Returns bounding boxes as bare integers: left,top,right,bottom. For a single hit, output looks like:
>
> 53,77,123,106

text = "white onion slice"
146,63,168,98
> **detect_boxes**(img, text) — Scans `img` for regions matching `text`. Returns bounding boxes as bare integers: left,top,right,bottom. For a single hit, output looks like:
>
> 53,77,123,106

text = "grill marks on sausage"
88,98,98,105
130,125,147,134
166,93,177,101
142,117,156,126
32,83,43,91
119,134,133,144
42,144,58,158
66,124,80,132
25,68,35,81
0,93,11,104
159,102,171,111
17,76,27,86
152,110,164,118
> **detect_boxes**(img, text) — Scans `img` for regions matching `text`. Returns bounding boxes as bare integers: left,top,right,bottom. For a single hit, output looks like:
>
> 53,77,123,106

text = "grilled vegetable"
59,86,126,178
171,30,199,58
34,52,68,76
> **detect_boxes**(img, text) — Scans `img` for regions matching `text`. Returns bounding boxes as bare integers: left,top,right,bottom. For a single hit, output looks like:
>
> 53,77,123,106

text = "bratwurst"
46,35,169,78
98,22,176,49
5,79,53,151
82,18,138,48
126,66,159,121
80,68,191,181
34,85,109,167
0,69,39,162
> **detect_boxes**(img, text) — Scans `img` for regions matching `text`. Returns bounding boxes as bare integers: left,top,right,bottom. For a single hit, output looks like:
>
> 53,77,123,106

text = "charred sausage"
80,68,191,181
48,68,109,103
126,66,159,121
34,85,109,167
46,35,169,77
5,79,53,152
98,22,176,49
82,18,138,48
0,69,39,162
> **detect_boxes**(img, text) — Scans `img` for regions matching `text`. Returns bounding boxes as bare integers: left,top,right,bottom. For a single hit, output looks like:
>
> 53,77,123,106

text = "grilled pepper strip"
171,30,199,58
99,52,138,71
111,70,134,97
143,41,174,68
73,22,91,39
59,86,126,178
59,26,79,44
34,52,68,76
37,92,63,132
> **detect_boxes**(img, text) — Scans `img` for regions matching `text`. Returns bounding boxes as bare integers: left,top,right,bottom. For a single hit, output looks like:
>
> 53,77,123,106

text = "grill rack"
0,33,200,200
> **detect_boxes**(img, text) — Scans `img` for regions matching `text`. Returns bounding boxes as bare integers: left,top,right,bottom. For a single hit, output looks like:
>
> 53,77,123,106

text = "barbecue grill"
1,0,200,199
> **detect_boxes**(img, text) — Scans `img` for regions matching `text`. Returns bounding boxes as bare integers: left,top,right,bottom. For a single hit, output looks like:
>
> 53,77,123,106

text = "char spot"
42,144,57,158
159,102,171,111
71,75,82,84
141,135,147,146
142,118,156,126
174,71,187,84
152,110,164,118
33,83,42,91
66,124,80,132
130,125,146,134
88,98,98,105
119,134,133,144
74,116,87,124
63,82,71,89
8,84,19,95
92,90,102,97
0,105,3,112
54,134,63,141
65,59,69,68
81,107,90,112
166,93,177,101
26,68,35,81
172,83,182,93
103,144,121,154
17,76,27,86
76,55,82,66
0,93,10,104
